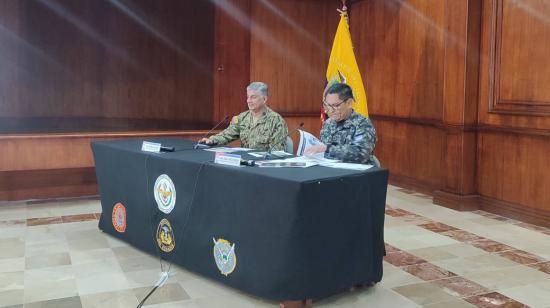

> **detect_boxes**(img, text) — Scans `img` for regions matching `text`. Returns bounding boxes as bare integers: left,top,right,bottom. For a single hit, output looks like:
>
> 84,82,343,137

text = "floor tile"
133,283,190,306
24,296,82,308
393,282,461,306
0,289,24,307
80,289,138,308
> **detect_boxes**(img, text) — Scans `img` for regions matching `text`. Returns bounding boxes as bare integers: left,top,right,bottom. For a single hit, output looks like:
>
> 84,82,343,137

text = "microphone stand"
263,122,304,160
194,116,230,149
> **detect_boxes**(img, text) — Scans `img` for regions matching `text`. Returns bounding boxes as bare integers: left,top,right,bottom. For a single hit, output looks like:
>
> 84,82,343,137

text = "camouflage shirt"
209,107,288,151
320,110,377,164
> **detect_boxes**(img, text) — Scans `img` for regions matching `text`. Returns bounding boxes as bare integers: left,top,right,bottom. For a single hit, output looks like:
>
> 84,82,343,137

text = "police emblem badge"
156,218,175,252
111,202,126,233
212,237,237,276
154,174,176,214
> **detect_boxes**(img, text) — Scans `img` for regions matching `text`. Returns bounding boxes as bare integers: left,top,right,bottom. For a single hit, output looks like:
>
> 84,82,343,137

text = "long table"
91,137,388,301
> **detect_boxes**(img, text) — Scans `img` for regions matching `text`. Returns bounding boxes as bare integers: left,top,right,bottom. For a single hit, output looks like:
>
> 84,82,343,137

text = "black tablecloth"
91,137,388,301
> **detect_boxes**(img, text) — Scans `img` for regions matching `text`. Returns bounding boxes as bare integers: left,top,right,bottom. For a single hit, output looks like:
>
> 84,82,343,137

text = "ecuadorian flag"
325,9,368,117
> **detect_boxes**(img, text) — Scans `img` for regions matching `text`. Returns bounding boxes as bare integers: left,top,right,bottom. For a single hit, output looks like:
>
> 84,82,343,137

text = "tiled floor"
1,186,549,307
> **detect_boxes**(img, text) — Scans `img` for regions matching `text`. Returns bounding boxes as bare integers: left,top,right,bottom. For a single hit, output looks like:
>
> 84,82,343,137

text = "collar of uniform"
332,110,358,129
254,106,273,125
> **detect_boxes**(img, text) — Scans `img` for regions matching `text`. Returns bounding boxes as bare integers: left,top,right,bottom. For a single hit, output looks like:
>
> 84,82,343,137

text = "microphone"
160,146,175,152
240,159,255,167
263,122,304,159
194,116,230,149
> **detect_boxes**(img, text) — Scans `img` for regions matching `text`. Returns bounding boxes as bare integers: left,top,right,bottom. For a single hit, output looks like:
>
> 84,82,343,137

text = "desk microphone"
194,116,230,149
264,122,304,159
240,159,255,167
159,146,175,152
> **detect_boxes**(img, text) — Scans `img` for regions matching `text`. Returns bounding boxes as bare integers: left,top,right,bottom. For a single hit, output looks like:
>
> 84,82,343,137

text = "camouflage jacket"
320,111,377,164
209,107,288,151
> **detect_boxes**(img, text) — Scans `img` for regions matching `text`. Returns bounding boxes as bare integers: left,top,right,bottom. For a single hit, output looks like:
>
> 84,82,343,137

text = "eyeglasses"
323,99,348,111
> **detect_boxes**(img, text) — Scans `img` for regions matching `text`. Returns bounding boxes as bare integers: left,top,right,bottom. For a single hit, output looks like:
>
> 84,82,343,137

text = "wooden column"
433,0,482,210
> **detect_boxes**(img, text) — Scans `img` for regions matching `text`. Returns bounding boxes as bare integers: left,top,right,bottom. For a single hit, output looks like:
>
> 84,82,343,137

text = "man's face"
324,93,353,122
247,89,267,112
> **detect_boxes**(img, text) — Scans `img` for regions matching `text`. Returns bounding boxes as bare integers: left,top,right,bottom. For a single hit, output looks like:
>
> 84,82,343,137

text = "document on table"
297,130,324,156
204,147,251,153
248,151,292,158
256,156,318,168
319,162,373,171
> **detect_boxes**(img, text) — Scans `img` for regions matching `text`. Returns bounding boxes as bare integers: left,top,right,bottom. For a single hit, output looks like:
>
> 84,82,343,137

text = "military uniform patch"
112,202,126,233
154,174,176,214
156,218,175,252
213,237,237,276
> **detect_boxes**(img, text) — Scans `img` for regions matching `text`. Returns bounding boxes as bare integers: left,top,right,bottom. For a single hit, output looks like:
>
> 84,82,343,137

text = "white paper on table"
203,147,241,153
296,130,323,156
319,162,373,171
256,159,317,168
248,151,292,158
231,147,253,151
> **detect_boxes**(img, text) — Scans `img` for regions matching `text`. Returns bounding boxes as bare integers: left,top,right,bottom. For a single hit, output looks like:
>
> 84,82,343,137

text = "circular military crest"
156,218,175,252
154,174,176,214
213,237,237,276
111,203,126,233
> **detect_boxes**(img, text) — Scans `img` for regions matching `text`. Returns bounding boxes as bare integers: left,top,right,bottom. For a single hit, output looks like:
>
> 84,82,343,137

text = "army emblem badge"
154,174,176,214
111,202,126,233
156,218,175,252
213,237,237,276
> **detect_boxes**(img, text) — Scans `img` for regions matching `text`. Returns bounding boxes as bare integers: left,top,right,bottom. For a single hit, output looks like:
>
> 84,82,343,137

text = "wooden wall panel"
351,0,446,120
478,132,550,211
498,0,550,105
213,0,251,122
374,119,445,187
476,0,550,218
0,0,215,133
480,0,550,122
249,0,337,114
0,130,212,201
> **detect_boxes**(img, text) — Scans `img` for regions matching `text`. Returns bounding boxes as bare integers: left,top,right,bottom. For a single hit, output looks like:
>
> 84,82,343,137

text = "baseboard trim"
433,190,480,211
479,196,550,228
389,174,550,228
388,173,437,197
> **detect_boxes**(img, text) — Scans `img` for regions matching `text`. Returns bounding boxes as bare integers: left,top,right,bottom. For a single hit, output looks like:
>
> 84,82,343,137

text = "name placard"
214,152,241,167
141,141,161,153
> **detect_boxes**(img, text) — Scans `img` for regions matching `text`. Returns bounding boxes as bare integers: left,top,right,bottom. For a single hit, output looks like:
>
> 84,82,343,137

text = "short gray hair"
247,81,268,97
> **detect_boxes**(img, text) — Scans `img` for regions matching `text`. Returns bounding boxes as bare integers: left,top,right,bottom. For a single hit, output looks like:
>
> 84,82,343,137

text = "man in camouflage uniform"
304,83,377,164
199,82,288,151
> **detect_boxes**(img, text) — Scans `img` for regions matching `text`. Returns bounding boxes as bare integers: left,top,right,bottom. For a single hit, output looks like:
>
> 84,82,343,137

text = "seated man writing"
199,82,288,151
304,83,377,164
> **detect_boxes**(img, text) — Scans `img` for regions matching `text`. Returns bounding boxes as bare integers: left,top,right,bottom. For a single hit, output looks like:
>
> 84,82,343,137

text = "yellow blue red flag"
325,9,368,117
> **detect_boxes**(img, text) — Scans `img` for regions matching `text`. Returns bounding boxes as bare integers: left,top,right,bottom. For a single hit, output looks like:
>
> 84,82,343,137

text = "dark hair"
324,83,354,101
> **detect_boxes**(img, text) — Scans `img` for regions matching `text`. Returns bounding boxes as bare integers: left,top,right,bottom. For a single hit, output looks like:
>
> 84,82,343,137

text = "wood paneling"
0,130,212,201
477,132,550,212
480,0,550,124
0,168,98,201
476,0,550,219
249,0,337,114
495,0,550,113
0,131,213,172
213,0,251,122
373,119,445,187
0,0,215,133
352,0,445,120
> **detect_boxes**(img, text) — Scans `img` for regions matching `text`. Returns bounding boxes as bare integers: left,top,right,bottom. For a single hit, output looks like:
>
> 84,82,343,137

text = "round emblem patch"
213,237,237,276
154,174,176,214
156,218,175,252
111,203,126,233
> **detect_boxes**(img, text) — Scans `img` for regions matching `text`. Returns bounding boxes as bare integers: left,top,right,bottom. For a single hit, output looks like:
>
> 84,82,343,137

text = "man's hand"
303,144,327,156
198,138,214,145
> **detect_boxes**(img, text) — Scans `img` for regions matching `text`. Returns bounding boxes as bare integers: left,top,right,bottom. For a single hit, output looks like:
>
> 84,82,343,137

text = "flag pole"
338,0,349,21
341,0,347,12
